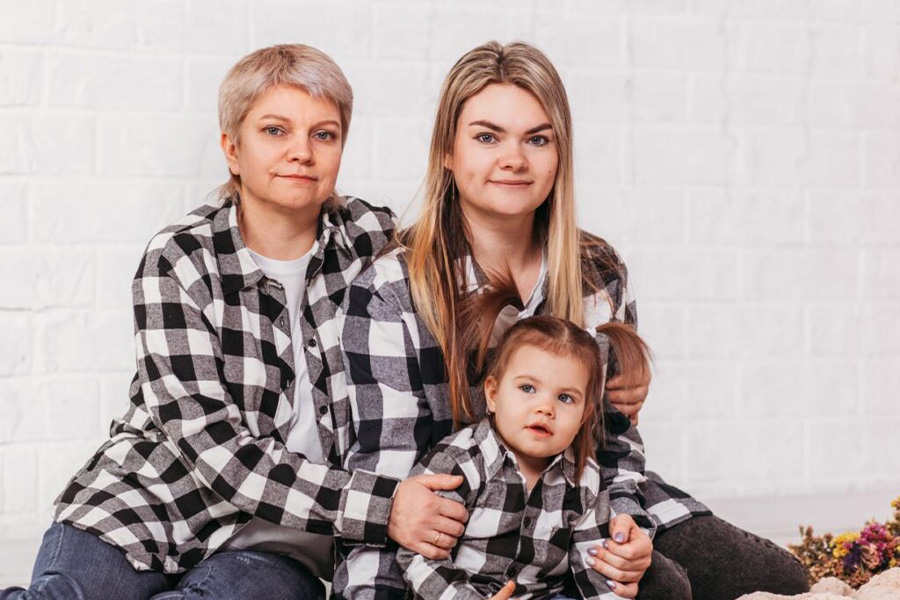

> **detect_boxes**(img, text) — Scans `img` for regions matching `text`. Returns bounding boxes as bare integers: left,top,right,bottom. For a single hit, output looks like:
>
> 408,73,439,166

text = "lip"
526,423,553,437
278,174,318,182
490,179,532,186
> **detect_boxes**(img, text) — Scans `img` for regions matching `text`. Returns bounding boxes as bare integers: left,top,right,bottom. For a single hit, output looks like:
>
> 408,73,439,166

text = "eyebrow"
257,115,342,129
467,120,553,135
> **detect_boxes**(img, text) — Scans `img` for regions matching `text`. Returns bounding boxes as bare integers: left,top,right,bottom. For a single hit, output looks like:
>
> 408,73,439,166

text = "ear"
220,132,240,176
442,151,453,171
484,376,498,413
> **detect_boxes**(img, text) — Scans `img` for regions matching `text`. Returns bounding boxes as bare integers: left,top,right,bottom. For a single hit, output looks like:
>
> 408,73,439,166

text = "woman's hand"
488,581,516,600
607,367,651,425
587,514,653,599
388,474,468,560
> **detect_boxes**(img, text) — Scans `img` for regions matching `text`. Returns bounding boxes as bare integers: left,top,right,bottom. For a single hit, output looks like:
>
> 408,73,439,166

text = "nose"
535,395,555,418
288,136,313,164
498,143,527,172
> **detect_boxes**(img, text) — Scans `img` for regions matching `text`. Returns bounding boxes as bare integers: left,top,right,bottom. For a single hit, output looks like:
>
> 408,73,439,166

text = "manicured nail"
586,557,596,566
587,547,598,556
614,532,626,543
606,580,617,589
601,539,610,549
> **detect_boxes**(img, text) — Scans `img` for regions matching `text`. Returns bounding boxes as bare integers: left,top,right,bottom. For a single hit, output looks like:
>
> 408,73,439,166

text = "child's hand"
587,514,652,597
487,580,516,600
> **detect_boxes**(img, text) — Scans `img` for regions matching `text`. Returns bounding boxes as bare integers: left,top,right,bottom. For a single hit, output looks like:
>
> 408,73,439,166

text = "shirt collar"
475,418,578,488
214,199,341,297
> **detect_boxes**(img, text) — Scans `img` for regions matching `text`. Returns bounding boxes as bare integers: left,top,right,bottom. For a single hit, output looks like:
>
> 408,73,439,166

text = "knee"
0,573,83,600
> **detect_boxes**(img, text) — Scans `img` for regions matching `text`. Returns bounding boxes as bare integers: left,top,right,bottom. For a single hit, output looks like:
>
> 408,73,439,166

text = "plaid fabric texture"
335,235,709,599
53,196,400,574
397,420,621,600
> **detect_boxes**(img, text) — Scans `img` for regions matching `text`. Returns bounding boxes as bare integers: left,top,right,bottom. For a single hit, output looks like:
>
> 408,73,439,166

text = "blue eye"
314,130,336,141
529,135,549,146
476,133,497,144
558,393,575,404
264,126,284,136
519,384,535,393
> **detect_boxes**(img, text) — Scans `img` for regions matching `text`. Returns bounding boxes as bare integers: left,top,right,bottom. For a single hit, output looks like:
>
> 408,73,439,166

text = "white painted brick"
807,303,865,357
803,360,860,416
741,248,860,301
810,24,864,77
37,309,133,373
339,119,374,182
737,304,806,358
809,81,899,129
632,72,688,123
568,71,629,125
432,8,538,63
642,358,689,420
97,115,220,178
862,248,900,301
740,23,811,73
633,126,732,184
628,246,739,301
860,358,900,416
690,75,804,126
865,26,899,79
633,17,735,71
0,313,32,376
806,418,865,481
47,53,183,111
34,180,185,244
811,0,898,22
637,421,686,484
687,189,805,245
371,118,429,180
734,128,806,186
803,132,862,188
573,125,623,184
38,441,102,506
864,133,900,188
0,379,48,443
372,4,432,60
186,57,234,113
36,247,94,309
95,244,144,309
0,0,56,44
0,51,43,106
1,448,39,513
0,116,94,176
55,0,140,48
692,0,812,19
0,180,29,244
860,418,900,485
136,0,248,55
860,193,900,245
739,360,858,418
253,0,373,62
100,374,134,434
682,361,739,418
807,190,863,244
859,303,900,355
40,378,101,441
345,62,430,119
634,302,686,359
0,249,38,309
685,304,739,358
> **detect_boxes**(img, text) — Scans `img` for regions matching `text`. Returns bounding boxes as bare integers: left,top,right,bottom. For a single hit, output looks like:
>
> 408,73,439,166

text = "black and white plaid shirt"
398,419,621,600
53,196,400,574
335,236,709,599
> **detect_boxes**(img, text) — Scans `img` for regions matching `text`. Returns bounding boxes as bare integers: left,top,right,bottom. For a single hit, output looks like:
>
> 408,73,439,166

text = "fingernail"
586,557,596,566
601,539,610,549
614,532,625,543
587,547,598,556
606,580,617,590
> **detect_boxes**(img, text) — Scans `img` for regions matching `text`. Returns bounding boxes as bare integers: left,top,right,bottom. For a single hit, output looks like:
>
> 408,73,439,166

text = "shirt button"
318,405,328,415
279,317,285,327
307,338,317,348
507,566,518,577
523,517,532,528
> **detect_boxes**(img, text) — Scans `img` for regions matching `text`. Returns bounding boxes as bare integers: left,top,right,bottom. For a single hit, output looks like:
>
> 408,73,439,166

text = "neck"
238,196,321,260
464,208,542,299
515,450,550,492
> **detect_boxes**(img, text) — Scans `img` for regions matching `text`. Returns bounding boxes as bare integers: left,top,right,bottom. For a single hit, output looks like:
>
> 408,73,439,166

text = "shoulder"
579,230,628,285
348,244,411,304
138,202,224,284
414,424,483,478
328,195,397,260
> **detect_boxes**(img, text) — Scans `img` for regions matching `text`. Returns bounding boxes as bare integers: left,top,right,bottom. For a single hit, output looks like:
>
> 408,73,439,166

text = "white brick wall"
1,0,898,544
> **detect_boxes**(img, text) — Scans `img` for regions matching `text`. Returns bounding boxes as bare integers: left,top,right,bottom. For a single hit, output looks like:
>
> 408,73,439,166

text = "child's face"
485,344,589,470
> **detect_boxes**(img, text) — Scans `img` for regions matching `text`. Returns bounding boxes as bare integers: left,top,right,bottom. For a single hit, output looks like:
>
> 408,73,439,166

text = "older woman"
0,44,464,600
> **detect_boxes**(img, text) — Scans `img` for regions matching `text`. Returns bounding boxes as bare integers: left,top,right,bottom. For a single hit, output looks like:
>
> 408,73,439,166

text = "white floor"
1,486,897,588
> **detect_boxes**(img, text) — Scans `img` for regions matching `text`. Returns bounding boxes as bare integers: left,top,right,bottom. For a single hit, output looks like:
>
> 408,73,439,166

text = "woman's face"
221,85,343,215
447,83,559,225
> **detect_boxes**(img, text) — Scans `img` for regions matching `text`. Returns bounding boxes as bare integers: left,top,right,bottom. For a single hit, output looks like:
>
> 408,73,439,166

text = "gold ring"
433,532,441,545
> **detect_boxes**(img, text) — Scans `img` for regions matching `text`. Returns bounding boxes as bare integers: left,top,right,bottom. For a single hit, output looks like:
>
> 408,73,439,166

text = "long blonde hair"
400,41,584,426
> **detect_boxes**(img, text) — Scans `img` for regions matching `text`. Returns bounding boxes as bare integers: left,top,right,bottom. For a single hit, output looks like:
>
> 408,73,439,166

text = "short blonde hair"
217,44,353,202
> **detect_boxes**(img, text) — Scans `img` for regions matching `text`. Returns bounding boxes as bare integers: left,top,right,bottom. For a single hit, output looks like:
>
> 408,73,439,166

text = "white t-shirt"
223,247,333,578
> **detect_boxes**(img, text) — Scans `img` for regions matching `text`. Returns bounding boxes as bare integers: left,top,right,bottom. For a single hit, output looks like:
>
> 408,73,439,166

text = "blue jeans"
0,523,325,600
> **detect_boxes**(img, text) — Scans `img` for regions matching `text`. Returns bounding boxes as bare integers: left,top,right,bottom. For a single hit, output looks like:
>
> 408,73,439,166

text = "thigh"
636,550,691,600
653,515,809,600
0,523,170,600
150,550,325,600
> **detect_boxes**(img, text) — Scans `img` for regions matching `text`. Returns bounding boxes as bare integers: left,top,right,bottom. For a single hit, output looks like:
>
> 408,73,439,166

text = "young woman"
0,44,465,600
338,41,810,600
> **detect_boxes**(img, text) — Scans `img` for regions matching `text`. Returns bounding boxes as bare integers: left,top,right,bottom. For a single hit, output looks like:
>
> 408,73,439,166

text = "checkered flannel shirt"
53,196,401,574
335,234,708,599
397,420,621,600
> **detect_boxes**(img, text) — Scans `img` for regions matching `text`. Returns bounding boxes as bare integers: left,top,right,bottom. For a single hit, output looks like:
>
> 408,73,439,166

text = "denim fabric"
0,523,325,600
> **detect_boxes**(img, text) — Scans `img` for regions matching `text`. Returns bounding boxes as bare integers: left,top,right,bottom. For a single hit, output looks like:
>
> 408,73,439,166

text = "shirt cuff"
338,469,401,546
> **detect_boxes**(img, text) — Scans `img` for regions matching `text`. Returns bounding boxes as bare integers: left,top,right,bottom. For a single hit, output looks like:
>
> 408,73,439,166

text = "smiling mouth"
490,180,532,186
